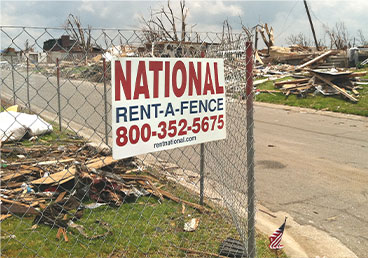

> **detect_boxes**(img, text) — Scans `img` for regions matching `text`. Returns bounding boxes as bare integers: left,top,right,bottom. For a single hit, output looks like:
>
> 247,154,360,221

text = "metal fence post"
199,143,205,205
26,57,30,111
56,58,62,131
246,41,255,258
103,58,109,146
10,55,16,105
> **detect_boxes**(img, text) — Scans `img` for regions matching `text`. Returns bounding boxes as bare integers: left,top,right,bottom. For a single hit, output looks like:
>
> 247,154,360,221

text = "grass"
255,67,368,117
1,185,285,258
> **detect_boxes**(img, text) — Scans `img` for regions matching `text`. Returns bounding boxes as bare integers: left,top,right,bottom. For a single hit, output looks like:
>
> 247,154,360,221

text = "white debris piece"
0,111,53,142
184,218,200,232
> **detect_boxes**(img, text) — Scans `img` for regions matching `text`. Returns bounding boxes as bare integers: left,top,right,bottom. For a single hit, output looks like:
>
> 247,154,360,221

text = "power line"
274,1,299,40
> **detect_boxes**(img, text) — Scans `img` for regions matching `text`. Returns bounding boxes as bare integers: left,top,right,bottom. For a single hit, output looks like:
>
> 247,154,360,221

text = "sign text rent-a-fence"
112,58,226,159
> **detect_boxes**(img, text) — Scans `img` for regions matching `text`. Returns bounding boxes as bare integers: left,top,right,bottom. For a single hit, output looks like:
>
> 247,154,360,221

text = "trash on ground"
1,140,209,240
184,218,200,232
0,111,53,142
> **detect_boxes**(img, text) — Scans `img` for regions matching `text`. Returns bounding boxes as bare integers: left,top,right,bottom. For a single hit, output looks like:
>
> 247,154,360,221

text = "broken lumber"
253,78,269,86
296,50,333,69
31,156,117,185
1,203,39,215
258,90,282,93
0,214,12,221
1,165,42,182
312,73,358,102
274,78,310,87
348,71,367,78
120,174,159,182
33,158,75,166
0,197,30,207
152,188,208,213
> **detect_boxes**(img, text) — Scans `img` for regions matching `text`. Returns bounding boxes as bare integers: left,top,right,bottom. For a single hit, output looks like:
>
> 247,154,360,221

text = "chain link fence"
1,26,255,258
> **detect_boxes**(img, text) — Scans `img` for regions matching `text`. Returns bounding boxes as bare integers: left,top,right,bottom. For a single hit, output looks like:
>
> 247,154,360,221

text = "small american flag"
269,217,287,250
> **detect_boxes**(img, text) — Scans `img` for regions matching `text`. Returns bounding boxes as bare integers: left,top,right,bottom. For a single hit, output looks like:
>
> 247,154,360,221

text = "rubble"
1,139,207,238
184,218,200,232
251,44,367,103
264,68,364,101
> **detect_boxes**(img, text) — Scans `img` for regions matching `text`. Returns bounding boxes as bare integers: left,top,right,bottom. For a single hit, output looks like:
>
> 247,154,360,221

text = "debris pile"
251,48,368,102
0,141,206,241
271,69,366,101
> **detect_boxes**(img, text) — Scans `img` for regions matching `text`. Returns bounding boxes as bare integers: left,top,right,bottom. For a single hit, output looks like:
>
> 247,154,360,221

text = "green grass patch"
1,182,285,258
255,68,368,117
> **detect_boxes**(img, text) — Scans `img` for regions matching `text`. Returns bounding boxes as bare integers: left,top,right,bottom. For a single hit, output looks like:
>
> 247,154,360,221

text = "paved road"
2,69,368,257
254,104,368,257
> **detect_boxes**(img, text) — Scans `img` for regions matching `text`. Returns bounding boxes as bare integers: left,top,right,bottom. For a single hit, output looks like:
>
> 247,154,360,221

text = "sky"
1,0,367,50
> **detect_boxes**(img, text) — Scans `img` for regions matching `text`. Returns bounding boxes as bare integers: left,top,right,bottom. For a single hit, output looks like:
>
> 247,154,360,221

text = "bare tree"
324,22,351,49
140,0,188,43
258,23,274,53
357,29,368,46
64,14,92,52
286,33,310,47
222,19,233,44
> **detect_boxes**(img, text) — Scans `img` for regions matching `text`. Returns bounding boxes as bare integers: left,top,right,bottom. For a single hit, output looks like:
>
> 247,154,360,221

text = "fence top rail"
0,25,252,36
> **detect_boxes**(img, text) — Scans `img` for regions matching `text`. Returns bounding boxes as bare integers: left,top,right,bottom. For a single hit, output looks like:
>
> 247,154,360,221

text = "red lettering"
149,61,163,98
189,62,201,96
115,60,131,100
214,62,224,94
203,62,215,95
165,61,170,97
172,61,187,97
133,61,149,99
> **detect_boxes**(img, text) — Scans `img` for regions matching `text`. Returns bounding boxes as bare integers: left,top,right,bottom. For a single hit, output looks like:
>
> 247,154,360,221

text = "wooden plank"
281,84,298,90
0,197,29,207
274,78,310,87
2,181,24,188
281,83,313,91
8,158,74,167
55,191,67,203
31,156,117,185
34,158,75,166
1,203,39,215
313,73,358,102
258,90,282,93
137,180,164,201
253,78,268,86
1,166,39,181
348,71,367,78
352,89,360,95
296,50,333,69
0,214,12,221
154,188,208,213
120,174,159,182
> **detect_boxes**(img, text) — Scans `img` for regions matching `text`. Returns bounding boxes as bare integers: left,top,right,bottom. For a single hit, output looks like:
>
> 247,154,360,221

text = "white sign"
112,58,226,159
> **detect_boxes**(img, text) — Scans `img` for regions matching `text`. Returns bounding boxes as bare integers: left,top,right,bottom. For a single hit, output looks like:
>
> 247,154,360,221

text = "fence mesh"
1,26,255,258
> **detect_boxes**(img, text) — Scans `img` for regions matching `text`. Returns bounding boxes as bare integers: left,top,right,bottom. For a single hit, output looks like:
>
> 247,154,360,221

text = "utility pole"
303,0,319,51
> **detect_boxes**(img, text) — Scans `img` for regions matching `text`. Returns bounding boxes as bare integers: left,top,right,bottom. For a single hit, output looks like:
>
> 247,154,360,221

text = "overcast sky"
1,0,367,49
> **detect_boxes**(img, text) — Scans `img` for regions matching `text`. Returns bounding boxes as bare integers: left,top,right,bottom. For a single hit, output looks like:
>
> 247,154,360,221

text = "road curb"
256,205,358,258
255,101,368,122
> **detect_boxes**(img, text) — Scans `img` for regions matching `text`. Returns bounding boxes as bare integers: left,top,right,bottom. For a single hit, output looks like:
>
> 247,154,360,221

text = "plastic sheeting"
0,111,53,142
